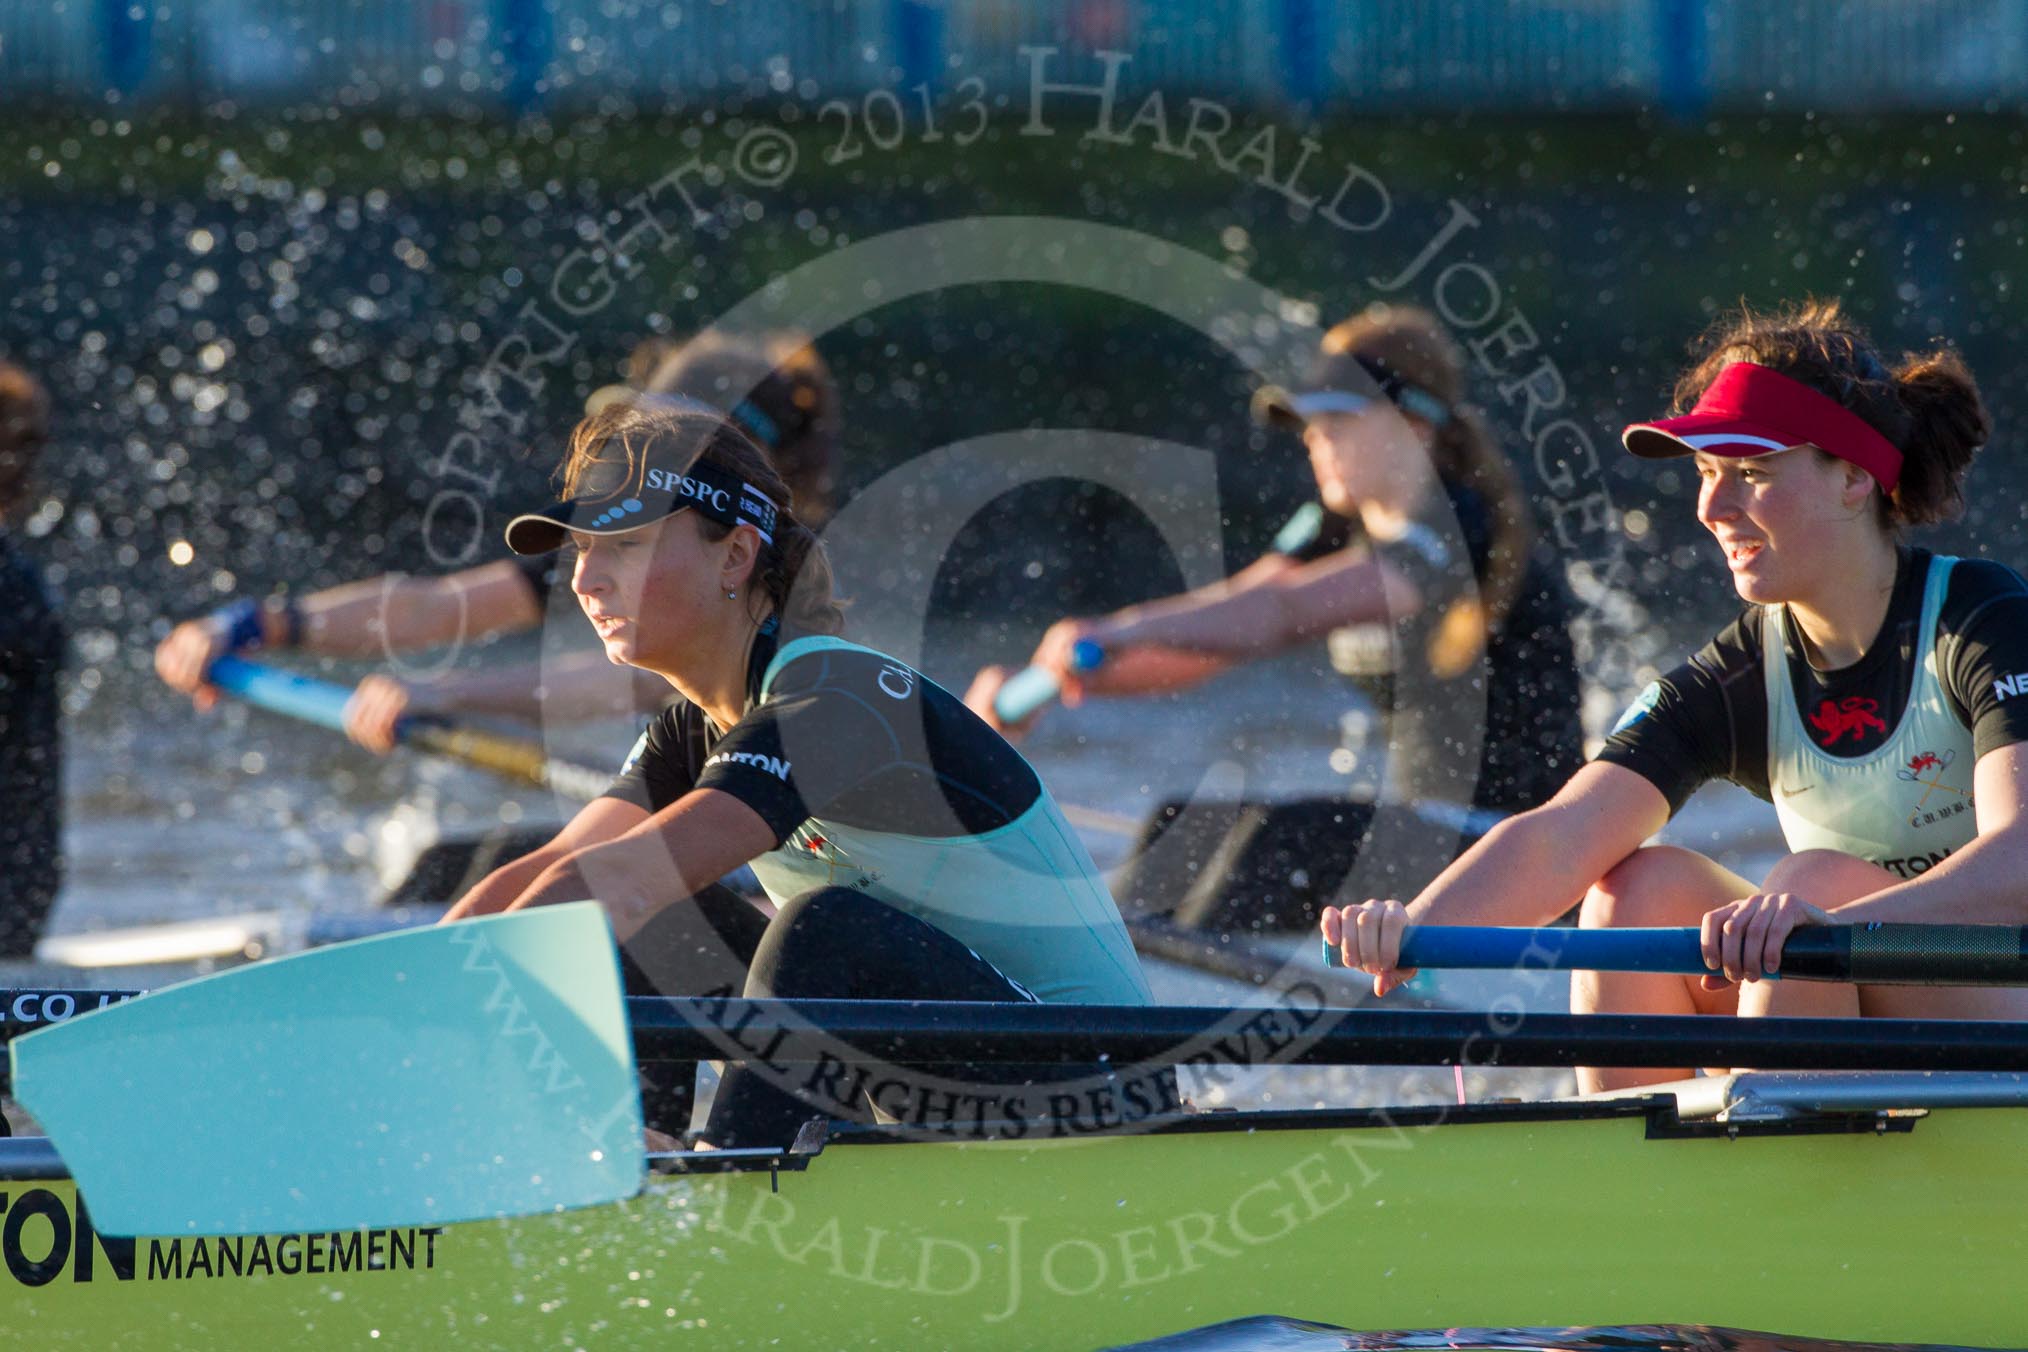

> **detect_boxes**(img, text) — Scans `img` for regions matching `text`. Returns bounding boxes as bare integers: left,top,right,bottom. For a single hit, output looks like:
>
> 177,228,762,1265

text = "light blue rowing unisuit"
749,637,1150,1005
1766,555,1979,868
608,629,1154,1006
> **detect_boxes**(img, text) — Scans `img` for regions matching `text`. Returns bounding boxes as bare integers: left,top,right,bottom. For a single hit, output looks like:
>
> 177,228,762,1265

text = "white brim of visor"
1626,427,1795,459
504,507,673,555
1286,392,1381,418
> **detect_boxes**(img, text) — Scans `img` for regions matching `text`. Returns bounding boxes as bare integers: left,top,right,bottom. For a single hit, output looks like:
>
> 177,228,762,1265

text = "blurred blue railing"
1,1,2023,116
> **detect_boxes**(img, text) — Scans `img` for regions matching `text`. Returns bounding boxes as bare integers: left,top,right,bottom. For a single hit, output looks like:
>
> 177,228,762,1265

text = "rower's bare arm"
295,560,543,656
1832,743,2028,925
1094,646,1234,691
1324,762,1669,993
442,796,649,922
1102,550,1413,658
977,555,1300,717
1411,762,1671,926
1145,551,1300,608
500,652,673,719
1107,553,1306,652
1048,644,1233,700
346,651,664,753
378,650,664,727
965,645,1233,734
504,789,777,941
1259,550,1420,641
156,561,548,707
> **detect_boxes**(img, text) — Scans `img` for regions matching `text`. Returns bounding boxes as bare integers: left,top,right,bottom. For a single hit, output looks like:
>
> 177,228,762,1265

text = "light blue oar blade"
11,903,643,1238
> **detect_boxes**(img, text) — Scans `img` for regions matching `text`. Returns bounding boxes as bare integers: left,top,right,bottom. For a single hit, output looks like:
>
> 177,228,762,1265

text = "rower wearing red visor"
1321,299,2028,1090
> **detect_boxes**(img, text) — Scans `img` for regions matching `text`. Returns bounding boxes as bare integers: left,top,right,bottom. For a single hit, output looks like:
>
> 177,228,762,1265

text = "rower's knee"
1579,845,1710,929
770,886,865,936
746,887,880,999
759,887,868,961
1760,848,1882,903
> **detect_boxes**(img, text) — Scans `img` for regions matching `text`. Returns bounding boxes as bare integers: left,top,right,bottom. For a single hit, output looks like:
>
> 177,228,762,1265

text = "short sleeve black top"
0,530,62,952
603,624,1047,842
1596,547,2028,813
598,624,1153,1005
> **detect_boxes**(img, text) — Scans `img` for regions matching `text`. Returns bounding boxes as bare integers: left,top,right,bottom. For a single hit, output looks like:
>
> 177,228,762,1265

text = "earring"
727,589,737,600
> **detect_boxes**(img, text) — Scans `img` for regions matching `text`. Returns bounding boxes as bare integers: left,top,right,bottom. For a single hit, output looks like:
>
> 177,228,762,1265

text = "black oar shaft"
1780,923,2028,985
10,992,2028,1080
1347,923,2028,985
623,996,2028,1074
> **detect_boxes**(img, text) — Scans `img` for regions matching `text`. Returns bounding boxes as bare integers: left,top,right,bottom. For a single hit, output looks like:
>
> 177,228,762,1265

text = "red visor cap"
1621,361,1902,494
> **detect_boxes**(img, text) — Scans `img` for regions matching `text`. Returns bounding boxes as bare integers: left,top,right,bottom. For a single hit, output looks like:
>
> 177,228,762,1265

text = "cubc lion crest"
1809,695,1887,746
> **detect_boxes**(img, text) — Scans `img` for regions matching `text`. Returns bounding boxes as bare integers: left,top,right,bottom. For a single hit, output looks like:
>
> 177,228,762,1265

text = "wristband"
212,598,266,653
265,595,303,649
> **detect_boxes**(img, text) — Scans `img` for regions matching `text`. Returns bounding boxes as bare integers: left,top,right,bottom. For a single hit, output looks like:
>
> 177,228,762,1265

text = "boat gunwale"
13,1069,2028,1184
0,1098,1671,1184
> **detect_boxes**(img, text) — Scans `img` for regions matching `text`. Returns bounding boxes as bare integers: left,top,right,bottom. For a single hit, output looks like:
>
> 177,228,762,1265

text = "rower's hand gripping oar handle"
1323,922,2028,986
204,656,611,799
992,640,1106,725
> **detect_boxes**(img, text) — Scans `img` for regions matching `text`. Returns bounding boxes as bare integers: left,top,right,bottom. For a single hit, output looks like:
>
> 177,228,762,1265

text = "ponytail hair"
738,508,845,639
1323,306,1538,677
1425,402,1535,677
1890,346,1986,526
1673,298,1987,528
559,401,846,638
644,330,842,526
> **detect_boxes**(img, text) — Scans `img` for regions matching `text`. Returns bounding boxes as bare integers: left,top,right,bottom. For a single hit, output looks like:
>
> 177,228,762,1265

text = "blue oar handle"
1319,926,1708,974
1396,926,1706,974
992,640,1106,724
209,655,476,744
207,655,352,733
1323,923,2028,986
206,656,610,798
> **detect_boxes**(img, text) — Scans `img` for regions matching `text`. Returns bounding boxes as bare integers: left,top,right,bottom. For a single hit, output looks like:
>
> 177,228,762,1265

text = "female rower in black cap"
152,331,839,751
968,305,1583,933
1327,300,2028,1088
444,400,1161,1146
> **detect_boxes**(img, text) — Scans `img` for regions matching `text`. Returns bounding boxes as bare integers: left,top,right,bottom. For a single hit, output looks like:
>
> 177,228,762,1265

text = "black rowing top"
1273,476,1584,812
0,530,61,957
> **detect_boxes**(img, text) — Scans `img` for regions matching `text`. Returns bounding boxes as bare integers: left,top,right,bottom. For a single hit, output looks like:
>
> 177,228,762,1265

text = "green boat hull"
7,1093,2024,1348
